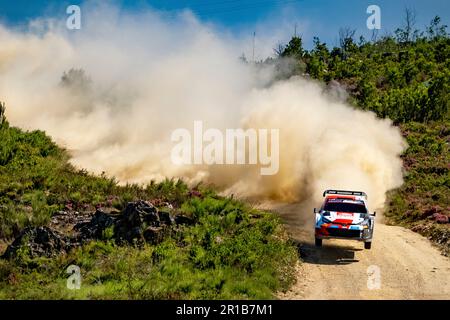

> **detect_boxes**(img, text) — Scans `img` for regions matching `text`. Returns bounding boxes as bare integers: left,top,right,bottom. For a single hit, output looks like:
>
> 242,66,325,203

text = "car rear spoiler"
323,190,367,198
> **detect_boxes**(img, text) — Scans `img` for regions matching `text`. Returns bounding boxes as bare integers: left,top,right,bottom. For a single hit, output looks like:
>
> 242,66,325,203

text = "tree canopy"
274,15,449,123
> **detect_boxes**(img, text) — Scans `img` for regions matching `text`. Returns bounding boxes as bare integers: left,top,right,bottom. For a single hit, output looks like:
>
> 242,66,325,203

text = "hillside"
0,112,297,299
385,121,449,255
273,16,449,124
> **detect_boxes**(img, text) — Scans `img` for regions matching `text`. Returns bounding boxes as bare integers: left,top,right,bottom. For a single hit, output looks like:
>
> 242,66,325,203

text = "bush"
385,121,449,254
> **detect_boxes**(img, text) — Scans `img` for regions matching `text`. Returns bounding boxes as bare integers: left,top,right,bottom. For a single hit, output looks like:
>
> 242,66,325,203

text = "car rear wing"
323,189,367,199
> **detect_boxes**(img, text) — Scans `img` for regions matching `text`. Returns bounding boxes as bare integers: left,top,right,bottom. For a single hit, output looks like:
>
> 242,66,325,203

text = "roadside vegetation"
385,122,449,255
0,109,297,299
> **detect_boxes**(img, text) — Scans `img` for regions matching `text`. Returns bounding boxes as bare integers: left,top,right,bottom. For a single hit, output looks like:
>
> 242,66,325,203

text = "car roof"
324,196,368,206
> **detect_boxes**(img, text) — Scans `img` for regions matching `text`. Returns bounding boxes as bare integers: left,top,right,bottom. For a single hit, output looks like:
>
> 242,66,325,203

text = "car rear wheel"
364,242,372,249
315,238,322,247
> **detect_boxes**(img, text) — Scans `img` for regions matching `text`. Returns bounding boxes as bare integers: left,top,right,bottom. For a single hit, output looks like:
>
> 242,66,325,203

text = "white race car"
314,190,376,249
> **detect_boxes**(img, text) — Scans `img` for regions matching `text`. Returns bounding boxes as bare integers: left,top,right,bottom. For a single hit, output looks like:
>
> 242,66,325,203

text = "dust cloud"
0,3,406,211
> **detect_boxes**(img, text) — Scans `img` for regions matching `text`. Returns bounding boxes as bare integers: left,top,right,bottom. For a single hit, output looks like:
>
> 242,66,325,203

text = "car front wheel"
364,242,372,249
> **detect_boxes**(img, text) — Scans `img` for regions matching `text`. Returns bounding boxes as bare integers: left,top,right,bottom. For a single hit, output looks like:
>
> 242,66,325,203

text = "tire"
315,238,322,247
364,242,372,249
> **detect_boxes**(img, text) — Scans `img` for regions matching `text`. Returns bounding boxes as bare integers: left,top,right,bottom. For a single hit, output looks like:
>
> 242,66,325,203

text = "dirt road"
263,202,450,299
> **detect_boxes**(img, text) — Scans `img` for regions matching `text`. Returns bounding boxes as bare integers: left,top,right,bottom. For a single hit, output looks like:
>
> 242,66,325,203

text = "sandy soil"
263,202,450,300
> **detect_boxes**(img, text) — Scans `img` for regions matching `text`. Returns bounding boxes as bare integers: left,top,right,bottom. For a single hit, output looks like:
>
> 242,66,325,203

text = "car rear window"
323,199,367,213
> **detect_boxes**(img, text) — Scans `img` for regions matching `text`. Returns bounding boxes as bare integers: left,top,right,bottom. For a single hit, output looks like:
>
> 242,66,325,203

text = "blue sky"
0,0,449,49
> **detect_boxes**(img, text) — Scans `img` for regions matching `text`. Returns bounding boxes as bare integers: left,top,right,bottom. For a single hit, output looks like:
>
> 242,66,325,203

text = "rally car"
314,190,376,249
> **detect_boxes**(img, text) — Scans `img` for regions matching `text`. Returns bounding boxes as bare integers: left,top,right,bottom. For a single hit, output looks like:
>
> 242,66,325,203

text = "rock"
115,201,159,242
143,211,160,226
114,223,143,243
174,215,194,226
50,210,93,237
128,200,157,215
143,227,166,245
115,201,175,243
123,203,143,226
2,200,188,259
124,201,158,224
75,209,116,239
158,211,174,225
2,227,71,259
